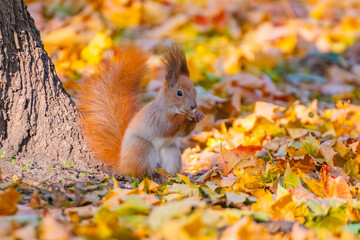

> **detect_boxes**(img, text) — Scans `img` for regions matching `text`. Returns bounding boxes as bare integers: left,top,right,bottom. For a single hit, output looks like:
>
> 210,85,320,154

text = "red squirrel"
79,45,204,177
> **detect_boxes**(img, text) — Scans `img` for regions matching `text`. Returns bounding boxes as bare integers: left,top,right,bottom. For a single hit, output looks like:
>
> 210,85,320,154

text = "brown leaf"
349,141,360,154
277,155,316,173
319,143,336,168
196,166,223,184
155,168,174,178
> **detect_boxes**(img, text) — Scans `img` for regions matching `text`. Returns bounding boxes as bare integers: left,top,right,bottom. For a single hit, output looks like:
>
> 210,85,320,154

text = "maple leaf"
321,165,352,199
301,135,320,156
218,145,263,176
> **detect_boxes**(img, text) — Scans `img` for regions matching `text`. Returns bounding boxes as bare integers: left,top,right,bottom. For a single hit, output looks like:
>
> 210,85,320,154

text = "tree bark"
0,0,104,182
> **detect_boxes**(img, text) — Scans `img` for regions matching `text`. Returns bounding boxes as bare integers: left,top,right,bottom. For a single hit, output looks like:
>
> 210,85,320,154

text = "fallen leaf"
254,101,285,122
220,173,238,187
226,192,246,205
0,188,20,216
40,212,72,240
148,197,206,231
319,143,336,168
196,166,223,184
286,128,309,139
218,145,263,176
277,155,316,173
321,166,352,199
13,225,37,240
292,185,317,202
283,164,301,189
155,168,174,178
220,216,271,240
29,190,47,209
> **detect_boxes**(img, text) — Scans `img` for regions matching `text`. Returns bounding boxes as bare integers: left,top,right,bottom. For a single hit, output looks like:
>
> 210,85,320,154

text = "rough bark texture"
0,0,106,183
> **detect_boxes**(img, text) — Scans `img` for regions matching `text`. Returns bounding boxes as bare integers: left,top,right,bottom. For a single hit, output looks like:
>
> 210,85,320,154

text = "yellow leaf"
108,3,141,28
233,113,257,132
275,35,297,54
178,174,196,188
303,177,325,198
159,220,191,240
251,189,274,213
271,193,297,220
81,31,112,65
136,178,160,193
341,16,360,33
220,216,271,240
316,33,349,54
43,26,77,47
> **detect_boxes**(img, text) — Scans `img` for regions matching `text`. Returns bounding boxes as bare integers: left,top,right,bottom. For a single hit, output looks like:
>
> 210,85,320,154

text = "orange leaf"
29,190,47,209
321,165,352,199
0,188,20,216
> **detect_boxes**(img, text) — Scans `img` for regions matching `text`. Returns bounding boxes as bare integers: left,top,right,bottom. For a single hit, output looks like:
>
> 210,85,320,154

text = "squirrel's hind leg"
119,137,158,177
160,143,182,176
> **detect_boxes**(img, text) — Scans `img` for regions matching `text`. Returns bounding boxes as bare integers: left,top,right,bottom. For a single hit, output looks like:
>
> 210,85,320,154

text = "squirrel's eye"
177,90,183,97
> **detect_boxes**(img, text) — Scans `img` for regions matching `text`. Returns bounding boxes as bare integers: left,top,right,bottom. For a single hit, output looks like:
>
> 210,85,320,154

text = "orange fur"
78,46,149,166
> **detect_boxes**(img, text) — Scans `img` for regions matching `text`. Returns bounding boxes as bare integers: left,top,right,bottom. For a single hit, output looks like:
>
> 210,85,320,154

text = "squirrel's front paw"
194,110,204,123
186,110,204,123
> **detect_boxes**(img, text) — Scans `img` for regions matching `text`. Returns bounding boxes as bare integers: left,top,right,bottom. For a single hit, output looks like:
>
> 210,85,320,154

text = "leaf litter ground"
2,0,360,239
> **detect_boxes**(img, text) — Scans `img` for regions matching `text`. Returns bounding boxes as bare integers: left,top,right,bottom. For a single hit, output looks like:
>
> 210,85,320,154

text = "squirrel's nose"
191,103,197,110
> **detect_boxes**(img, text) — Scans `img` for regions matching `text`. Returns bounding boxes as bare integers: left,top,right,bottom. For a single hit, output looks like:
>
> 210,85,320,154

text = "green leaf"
114,195,151,216
301,136,320,155
148,197,206,231
283,163,301,189
306,208,348,230
290,141,302,150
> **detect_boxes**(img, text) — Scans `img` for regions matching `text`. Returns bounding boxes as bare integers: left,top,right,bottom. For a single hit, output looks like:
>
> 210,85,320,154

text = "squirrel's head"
161,45,197,114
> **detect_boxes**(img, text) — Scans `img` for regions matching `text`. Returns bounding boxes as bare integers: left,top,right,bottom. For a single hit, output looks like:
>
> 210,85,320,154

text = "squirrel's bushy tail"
79,46,149,166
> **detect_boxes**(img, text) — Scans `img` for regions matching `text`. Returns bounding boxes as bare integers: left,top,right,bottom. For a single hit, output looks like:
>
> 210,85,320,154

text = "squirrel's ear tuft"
161,44,189,88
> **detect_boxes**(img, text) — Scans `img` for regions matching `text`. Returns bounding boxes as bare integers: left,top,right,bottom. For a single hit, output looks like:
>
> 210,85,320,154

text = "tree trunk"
0,0,104,183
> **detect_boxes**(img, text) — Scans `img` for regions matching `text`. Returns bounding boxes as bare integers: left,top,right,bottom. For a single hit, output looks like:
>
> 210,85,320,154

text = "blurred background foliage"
25,0,360,110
